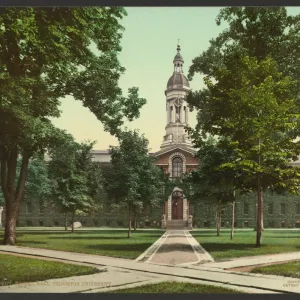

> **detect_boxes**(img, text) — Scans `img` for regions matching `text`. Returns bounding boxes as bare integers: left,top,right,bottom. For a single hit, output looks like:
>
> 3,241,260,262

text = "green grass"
192,229,300,261
0,228,163,259
110,281,242,293
251,261,300,278
0,253,99,286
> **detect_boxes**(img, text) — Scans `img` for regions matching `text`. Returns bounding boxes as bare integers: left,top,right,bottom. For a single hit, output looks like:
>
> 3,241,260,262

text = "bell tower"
161,42,193,149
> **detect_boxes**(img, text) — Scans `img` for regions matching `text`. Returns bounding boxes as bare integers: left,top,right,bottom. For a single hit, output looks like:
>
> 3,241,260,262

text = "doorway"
172,191,183,220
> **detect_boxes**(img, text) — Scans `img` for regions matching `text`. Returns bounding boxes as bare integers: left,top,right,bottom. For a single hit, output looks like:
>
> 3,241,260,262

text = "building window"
204,221,210,228
39,220,44,226
296,203,300,215
26,202,33,214
204,203,209,212
268,203,273,215
172,157,183,178
39,201,45,214
244,221,249,228
244,203,249,215
281,203,286,214
105,204,111,213
117,220,123,227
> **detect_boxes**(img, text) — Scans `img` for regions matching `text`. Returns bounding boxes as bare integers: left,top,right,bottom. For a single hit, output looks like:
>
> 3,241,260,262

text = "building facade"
3,44,300,229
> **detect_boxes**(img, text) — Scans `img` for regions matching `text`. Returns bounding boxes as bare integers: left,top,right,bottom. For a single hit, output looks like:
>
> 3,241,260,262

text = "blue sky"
51,7,300,152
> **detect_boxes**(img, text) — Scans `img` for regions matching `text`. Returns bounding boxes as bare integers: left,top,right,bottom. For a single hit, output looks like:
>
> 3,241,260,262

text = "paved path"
0,244,300,293
197,251,300,270
144,230,213,266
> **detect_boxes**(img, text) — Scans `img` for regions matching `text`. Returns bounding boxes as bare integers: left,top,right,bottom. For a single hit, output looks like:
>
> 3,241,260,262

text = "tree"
186,136,245,238
48,134,102,232
23,155,53,203
188,7,300,134
105,130,163,238
0,8,146,244
188,54,300,246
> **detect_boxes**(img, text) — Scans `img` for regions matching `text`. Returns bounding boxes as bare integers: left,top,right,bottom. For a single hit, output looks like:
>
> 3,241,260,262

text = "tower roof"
173,43,184,63
167,41,189,89
167,73,190,89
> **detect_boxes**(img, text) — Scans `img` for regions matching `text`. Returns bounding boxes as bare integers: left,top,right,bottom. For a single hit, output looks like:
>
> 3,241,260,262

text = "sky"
51,7,300,153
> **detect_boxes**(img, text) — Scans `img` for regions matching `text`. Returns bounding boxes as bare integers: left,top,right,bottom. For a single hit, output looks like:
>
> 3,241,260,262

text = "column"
172,105,175,123
183,199,187,221
186,106,189,124
167,102,170,124
180,105,184,123
168,197,172,220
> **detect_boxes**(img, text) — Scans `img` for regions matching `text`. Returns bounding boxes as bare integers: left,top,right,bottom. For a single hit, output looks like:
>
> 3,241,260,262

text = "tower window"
172,157,183,178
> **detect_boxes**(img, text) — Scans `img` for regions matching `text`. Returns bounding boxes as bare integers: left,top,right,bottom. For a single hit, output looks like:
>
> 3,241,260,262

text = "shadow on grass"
268,236,300,239
15,240,48,245
87,242,153,252
200,243,259,252
14,229,162,235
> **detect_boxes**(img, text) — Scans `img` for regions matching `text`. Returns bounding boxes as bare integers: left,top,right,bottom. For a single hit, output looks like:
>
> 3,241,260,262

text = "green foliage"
47,133,103,216
188,52,300,193
23,156,53,202
0,8,146,242
186,136,241,205
105,130,164,221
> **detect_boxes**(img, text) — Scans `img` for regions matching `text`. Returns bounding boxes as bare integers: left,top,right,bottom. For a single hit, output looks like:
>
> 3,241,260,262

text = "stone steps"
166,220,188,230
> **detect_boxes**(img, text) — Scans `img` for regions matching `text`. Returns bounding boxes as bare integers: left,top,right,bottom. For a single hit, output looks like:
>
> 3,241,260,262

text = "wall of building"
3,190,300,229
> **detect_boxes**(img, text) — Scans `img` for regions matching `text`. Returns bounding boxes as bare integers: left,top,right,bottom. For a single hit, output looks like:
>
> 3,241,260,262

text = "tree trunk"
231,199,235,240
217,201,221,236
128,204,132,238
4,197,18,245
0,206,3,227
1,150,30,245
64,212,68,231
71,210,75,233
134,214,137,231
261,193,264,231
256,175,263,247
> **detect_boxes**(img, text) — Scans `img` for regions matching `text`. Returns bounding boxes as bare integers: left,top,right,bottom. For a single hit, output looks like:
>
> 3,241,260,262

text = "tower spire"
177,39,180,52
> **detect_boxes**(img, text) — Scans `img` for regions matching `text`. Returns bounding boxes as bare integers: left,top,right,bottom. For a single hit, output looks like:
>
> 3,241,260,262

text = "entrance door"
172,191,183,219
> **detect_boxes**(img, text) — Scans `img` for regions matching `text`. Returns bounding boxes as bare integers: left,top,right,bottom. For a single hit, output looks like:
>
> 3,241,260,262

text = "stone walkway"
140,230,213,266
1,239,300,293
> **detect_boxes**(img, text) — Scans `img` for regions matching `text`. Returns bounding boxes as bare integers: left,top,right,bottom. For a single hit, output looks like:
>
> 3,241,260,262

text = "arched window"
172,157,183,178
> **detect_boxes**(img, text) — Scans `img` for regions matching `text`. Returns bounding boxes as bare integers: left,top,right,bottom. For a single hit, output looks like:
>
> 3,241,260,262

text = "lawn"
109,281,242,293
0,228,163,259
0,253,99,286
251,261,300,278
192,229,300,261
